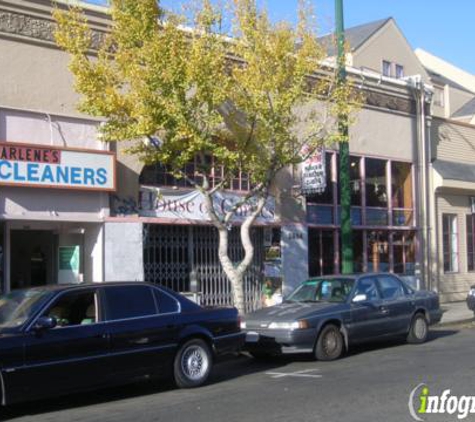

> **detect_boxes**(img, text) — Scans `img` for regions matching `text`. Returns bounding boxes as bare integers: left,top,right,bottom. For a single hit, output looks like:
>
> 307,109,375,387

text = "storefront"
132,164,278,311
306,151,417,286
0,110,116,293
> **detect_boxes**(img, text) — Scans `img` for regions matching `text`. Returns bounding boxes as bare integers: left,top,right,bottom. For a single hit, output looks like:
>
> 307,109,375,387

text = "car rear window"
153,289,180,314
104,285,157,321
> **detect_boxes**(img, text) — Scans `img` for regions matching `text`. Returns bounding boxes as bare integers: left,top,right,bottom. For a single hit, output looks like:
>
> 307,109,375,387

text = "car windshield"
286,278,355,303
0,289,52,331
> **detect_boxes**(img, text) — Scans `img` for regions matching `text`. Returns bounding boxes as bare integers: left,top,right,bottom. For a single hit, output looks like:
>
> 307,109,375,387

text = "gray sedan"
242,273,442,361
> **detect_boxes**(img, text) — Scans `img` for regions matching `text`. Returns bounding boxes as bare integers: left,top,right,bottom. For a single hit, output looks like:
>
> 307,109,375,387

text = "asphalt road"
2,323,475,422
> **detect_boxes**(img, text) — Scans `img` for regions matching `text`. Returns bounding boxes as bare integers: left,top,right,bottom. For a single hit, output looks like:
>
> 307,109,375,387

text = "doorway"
10,230,55,289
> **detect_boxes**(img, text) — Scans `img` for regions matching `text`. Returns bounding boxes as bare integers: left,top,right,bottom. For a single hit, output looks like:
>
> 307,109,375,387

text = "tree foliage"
54,0,359,313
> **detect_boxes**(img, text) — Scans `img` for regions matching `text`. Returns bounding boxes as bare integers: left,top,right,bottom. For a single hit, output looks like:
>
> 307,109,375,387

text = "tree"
54,0,358,314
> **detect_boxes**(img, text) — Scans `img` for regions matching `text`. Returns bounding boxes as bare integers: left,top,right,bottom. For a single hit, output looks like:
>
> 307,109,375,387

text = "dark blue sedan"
242,273,442,361
0,282,243,405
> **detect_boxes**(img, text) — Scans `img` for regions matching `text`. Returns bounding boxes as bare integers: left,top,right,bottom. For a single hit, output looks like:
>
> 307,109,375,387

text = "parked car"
241,273,442,361
0,282,244,405
467,285,475,315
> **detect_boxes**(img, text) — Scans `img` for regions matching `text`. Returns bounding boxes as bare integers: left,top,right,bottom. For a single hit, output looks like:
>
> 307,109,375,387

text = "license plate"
246,332,260,343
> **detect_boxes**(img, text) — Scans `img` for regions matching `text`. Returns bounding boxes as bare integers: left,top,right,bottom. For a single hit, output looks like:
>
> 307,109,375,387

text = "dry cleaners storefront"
0,110,116,293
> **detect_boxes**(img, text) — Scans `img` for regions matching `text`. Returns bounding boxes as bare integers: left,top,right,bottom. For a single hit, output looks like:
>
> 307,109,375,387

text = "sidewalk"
439,300,474,325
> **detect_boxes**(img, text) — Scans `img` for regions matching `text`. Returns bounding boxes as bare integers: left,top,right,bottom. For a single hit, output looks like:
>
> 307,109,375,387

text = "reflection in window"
392,232,415,275
365,158,387,208
367,231,389,273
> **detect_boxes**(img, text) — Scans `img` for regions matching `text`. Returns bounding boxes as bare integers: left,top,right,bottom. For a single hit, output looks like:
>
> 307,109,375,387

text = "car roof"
306,273,400,281
10,281,160,294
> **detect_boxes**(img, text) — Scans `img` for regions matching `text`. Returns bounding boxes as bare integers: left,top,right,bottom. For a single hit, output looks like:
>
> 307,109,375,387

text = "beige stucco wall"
436,192,475,302
0,37,84,117
349,107,416,161
353,21,429,81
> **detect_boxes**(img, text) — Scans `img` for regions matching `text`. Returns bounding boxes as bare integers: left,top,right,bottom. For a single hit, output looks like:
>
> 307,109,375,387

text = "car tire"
315,324,344,361
407,313,429,344
174,338,212,388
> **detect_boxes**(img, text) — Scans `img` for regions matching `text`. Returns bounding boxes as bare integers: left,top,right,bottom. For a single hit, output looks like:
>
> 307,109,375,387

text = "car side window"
153,289,180,314
104,285,157,321
354,277,380,301
44,290,97,328
377,275,405,300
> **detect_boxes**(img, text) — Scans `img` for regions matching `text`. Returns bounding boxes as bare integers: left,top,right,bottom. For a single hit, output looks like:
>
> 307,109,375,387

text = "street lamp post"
335,0,353,274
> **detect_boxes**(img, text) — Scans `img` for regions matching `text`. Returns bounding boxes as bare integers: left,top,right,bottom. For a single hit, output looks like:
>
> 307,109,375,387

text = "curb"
437,318,474,327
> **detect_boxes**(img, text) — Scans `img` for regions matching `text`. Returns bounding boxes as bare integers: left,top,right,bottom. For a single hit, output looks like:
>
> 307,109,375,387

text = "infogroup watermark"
409,384,475,421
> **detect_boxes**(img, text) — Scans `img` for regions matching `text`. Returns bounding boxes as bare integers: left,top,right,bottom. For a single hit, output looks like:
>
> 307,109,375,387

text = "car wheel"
407,313,429,344
315,324,344,361
174,338,212,388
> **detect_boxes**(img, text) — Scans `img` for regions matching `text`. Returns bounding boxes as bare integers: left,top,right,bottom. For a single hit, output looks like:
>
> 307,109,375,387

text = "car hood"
244,301,343,327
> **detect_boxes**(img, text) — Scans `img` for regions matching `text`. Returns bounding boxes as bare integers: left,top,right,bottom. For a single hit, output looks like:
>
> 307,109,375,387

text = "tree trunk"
201,188,268,314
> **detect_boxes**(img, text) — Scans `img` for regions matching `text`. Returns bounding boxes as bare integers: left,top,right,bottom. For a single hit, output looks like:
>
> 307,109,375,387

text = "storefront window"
365,158,388,208
392,232,416,275
339,230,364,273
350,156,362,206
367,230,389,272
308,229,335,276
391,161,413,226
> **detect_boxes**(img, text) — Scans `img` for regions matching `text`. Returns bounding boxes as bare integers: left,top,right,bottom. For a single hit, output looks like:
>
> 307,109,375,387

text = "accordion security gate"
143,224,264,312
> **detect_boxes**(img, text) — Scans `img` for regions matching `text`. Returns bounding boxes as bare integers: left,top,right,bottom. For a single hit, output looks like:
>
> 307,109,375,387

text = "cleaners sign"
0,142,116,191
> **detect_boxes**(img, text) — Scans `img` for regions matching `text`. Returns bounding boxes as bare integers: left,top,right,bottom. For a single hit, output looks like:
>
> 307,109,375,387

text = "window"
153,289,180,313
377,275,405,300
104,285,157,321
365,158,388,209
392,232,415,275
139,155,252,191
45,290,97,327
391,161,413,226
395,64,404,79
467,215,475,271
382,60,392,77
367,231,389,272
354,277,380,301
443,214,459,272
434,86,445,107
350,156,362,206
308,229,335,277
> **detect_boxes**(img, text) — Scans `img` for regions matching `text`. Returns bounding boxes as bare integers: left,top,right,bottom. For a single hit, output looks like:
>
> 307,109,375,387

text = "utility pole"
335,0,353,273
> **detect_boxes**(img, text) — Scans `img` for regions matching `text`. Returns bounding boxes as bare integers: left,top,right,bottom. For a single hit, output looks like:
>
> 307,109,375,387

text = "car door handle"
380,306,389,315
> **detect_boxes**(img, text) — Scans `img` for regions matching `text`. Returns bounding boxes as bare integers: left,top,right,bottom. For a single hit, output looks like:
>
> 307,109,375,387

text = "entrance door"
10,230,55,289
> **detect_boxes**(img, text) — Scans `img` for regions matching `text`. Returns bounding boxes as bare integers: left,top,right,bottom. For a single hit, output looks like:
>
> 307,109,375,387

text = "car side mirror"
352,294,368,303
34,316,57,331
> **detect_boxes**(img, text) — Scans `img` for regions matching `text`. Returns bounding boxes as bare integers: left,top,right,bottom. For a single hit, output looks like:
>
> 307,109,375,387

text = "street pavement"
2,322,475,422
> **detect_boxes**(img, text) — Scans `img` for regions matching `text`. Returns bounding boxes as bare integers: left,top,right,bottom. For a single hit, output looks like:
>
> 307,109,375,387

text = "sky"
85,1,475,75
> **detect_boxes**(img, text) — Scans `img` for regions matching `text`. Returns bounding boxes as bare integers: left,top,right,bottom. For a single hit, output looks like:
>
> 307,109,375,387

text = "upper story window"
395,64,404,79
433,86,445,107
139,155,253,191
382,60,392,77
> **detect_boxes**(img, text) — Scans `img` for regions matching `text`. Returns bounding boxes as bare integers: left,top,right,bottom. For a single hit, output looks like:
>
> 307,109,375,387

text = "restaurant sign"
0,141,116,191
140,186,276,224
301,147,326,195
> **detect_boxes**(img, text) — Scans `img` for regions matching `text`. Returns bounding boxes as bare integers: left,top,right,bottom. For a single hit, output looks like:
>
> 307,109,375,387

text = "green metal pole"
335,0,353,274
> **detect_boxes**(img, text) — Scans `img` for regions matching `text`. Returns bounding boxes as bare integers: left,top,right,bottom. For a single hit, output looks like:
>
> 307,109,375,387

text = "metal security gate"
143,224,264,312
